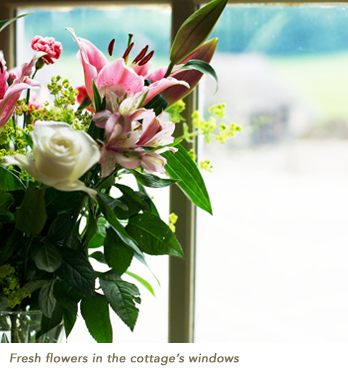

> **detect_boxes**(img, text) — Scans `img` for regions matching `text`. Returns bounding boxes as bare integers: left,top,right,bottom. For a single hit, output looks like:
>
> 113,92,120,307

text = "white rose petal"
2,121,101,197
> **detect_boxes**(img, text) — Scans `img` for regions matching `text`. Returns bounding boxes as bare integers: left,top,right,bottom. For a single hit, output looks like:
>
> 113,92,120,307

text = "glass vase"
0,310,65,343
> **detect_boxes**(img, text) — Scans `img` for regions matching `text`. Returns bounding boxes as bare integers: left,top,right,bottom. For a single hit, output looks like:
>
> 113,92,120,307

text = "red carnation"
31,36,62,65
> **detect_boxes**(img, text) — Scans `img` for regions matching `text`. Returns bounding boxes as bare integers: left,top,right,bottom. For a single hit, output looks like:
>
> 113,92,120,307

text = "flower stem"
164,61,175,78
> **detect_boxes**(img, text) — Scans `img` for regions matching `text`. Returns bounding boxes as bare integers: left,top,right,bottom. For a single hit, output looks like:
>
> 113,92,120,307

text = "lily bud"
170,0,227,64
162,38,218,106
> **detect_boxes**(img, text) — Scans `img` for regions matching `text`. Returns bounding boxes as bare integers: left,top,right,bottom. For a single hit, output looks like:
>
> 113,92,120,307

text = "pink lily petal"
94,110,112,129
66,27,98,102
104,113,122,142
142,77,189,106
96,59,144,95
76,38,108,74
0,82,36,129
134,62,152,77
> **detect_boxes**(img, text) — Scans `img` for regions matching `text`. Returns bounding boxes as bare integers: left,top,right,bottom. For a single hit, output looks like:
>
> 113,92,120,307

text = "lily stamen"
108,39,115,61
122,42,134,63
132,45,149,65
138,50,154,66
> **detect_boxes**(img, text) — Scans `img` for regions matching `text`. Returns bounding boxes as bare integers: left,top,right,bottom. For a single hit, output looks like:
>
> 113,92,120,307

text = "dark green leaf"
54,280,82,315
137,183,159,217
113,184,148,219
99,278,140,331
144,93,168,115
126,213,184,258
62,309,76,338
88,217,107,248
104,228,134,275
93,80,101,112
130,170,178,188
45,188,81,217
25,280,45,294
181,59,218,93
0,166,26,191
55,247,95,296
125,271,156,297
37,304,63,338
34,243,62,273
39,280,56,319
162,144,212,214
15,186,47,234
97,193,141,255
0,228,23,263
0,13,32,33
46,213,73,243
81,293,112,343
89,251,106,264
84,205,98,248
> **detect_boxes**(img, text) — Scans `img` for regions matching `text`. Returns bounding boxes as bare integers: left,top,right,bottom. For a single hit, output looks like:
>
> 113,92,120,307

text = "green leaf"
46,213,73,243
84,200,98,248
62,309,76,339
89,251,106,264
162,144,212,214
180,59,218,93
144,93,168,115
88,217,107,248
15,186,47,234
39,280,57,319
126,213,184,258
104,228,134,275
81,293,112,343
97,193,142,255
0,166,26,191
53,280,82,315
125,271,156,297
114,184,148,219
99,278,140,331
130,170,178,188
37,304,63,338
25,280,46,294
45,188,81,217
137,183,159,217
55,247,95,296
0,228,23,263
93,80,101,112
0,13,32,33
34,243,62,273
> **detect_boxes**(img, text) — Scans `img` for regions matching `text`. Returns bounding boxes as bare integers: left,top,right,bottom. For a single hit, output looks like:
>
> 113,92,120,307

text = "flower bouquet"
0,0,234,343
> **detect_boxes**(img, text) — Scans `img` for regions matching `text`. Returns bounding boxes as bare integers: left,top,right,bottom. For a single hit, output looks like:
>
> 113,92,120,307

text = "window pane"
195,5,348,343
17,5,171,343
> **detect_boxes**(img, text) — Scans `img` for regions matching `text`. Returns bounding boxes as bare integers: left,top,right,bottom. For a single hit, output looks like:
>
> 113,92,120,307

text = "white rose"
2,121,100,197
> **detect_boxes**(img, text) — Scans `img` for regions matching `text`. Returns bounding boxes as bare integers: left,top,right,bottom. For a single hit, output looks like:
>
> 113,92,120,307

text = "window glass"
195,5,348,343
17,5,171,343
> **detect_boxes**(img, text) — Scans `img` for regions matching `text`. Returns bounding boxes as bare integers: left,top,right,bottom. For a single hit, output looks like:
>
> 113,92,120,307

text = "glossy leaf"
55,247,95,296
162,144,212,214
54,280,82,315
34,243,62,273
99,278,140,331
130,170,178,188
104,228,134,275
63,309,76,338
126,271,156,297
81,293,112,343
46,213,73,243
0,166,26,191
180,59,218,93
0,13,32,33
126,213,184,258
39,280,56,319
15,186,47,234
89,251,106,264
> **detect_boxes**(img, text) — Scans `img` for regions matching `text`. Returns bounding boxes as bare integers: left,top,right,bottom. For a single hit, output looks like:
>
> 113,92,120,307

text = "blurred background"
16,4,348,343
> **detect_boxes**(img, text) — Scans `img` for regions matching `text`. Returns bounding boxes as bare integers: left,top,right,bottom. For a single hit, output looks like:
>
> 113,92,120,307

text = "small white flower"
2,121,100,197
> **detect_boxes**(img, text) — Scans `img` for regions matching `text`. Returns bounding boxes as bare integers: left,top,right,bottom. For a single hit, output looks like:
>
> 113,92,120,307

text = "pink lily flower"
66,28,189,108
0,51,43,129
